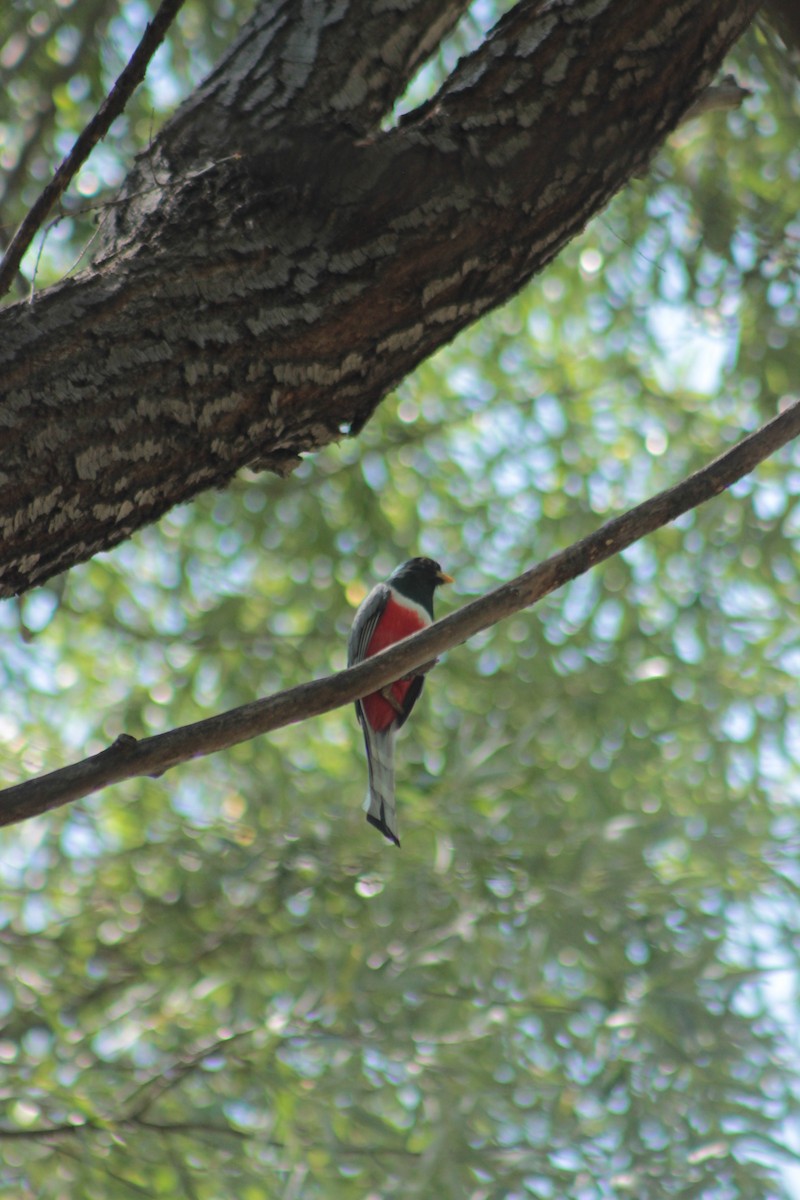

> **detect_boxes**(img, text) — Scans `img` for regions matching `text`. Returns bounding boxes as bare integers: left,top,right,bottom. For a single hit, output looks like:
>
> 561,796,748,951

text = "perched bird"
348,557,453,847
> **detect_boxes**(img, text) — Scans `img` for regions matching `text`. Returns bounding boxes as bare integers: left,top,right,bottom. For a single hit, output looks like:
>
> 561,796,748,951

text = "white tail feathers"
363,727,399,847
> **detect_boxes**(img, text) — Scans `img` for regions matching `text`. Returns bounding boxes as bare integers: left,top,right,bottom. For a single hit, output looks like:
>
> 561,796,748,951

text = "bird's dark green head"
388,557,453,615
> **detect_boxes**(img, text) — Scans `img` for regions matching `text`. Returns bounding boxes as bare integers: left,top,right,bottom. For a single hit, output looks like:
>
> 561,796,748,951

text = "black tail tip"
366,812,401,848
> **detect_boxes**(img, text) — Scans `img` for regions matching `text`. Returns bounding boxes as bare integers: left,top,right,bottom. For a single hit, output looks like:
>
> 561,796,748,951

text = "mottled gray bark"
0,0,758,598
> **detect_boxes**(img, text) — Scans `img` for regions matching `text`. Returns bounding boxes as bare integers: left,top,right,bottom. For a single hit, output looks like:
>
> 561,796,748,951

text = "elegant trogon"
348,557,453,847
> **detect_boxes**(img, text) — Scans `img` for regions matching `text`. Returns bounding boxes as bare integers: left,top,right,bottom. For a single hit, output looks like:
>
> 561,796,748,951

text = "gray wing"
347,582,389,668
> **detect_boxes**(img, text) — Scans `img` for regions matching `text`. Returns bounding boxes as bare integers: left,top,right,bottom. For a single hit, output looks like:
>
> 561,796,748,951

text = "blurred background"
2,2,800,1196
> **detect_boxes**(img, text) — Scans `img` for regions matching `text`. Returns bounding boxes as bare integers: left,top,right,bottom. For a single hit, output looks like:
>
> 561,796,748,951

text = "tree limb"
159,0,473,150
763,0,800,55
0,0,760,598
2,398,798,830
0,0,187,301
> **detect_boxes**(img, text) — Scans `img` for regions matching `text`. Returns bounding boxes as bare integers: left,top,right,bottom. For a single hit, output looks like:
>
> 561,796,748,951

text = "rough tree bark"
0,0,758,599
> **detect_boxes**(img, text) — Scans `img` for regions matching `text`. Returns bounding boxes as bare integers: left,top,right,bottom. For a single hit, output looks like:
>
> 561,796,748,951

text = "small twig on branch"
682,73,752,121
1,399,799,829
0,0,186,302
0,1116,248,1142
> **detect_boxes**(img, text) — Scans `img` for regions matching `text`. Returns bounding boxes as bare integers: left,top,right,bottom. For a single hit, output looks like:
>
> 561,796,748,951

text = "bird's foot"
381,660,439,714
380,687,406,716
401,658,439,681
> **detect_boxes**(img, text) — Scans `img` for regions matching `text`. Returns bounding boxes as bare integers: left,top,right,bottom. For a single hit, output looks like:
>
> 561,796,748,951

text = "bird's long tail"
363,726,399,847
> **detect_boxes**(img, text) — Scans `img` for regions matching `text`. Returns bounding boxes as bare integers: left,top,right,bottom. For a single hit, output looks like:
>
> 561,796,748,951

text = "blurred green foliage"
2,3,800,1198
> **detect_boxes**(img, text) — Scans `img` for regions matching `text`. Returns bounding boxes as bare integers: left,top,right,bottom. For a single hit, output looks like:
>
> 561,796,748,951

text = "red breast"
361,593,429,732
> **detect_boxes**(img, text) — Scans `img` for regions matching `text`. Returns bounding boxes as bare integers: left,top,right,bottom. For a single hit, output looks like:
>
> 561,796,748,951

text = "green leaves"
3,6,800,1199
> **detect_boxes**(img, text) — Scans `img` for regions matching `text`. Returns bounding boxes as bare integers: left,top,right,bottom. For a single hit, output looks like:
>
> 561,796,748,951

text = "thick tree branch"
0,0,759,598
0,0,187,301
2,398,798,830
158,0,473,153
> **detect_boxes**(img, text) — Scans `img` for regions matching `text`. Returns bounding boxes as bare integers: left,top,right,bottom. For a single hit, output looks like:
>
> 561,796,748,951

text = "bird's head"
390,557,453,588
388,558,453,613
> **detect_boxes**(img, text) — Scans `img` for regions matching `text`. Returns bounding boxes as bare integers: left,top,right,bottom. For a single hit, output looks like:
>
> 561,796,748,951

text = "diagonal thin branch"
764,0,800,55
0,0,187,302
2,399,799,829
